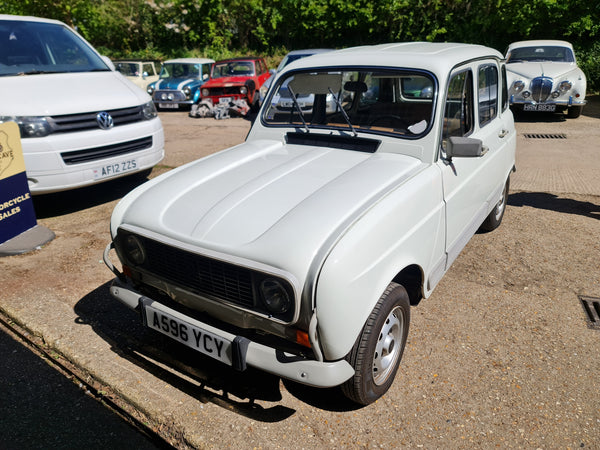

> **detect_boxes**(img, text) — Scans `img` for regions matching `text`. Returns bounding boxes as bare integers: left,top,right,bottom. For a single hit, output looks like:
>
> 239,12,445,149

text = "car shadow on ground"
508,192,600,220
74,283,361,421
32,171,152,219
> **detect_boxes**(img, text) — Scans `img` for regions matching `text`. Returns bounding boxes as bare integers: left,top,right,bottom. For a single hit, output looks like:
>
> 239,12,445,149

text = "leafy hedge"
3,0,599,90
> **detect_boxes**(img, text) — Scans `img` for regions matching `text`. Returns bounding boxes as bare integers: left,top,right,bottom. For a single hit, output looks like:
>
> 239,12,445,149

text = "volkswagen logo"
96,111,114,130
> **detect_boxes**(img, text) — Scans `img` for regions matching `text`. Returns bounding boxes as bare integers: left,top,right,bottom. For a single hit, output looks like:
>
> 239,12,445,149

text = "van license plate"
93,159,138,179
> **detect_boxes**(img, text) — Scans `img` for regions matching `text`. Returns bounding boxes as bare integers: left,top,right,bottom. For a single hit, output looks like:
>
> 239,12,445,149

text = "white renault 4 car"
0,15,164,194
104,42,516,405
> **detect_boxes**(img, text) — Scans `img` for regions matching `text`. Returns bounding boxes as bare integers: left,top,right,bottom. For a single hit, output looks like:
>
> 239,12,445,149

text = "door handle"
498,129,509,138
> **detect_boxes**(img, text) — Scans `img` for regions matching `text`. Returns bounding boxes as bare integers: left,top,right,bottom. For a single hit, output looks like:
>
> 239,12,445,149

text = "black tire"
341,282,410,405
566,105,583,119
480,176,509,232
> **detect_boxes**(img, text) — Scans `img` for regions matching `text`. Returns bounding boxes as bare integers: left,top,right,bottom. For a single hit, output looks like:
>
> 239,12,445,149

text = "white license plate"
524,104,556,112
93,159,138,180
158,103,179,109
142,301,232,365
218,97,233,105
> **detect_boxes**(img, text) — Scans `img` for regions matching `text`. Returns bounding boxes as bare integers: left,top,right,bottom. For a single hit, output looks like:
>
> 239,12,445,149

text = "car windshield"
115,62,139,76
507,46,575,63
159,63,199,79
0,19,109,77
262,68,435,139
212,61,255,78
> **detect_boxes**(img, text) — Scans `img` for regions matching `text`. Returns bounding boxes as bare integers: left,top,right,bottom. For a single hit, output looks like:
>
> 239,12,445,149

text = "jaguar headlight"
123,234,146,265
0,116,52,138
513,80,525,93
558,80,572,92
141,101,158,120
260,278,291,314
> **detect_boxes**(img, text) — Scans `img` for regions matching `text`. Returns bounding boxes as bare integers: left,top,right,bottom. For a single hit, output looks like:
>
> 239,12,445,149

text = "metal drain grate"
579,296,600,329
523,133,567,139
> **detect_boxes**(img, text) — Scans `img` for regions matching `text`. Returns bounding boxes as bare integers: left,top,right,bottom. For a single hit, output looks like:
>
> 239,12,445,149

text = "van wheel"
480,176,509,232
342,282,410,405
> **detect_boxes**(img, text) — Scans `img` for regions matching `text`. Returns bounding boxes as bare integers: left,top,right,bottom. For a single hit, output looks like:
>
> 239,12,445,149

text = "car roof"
0,14,65,26
285,42,503,75
164,58,215,64
285,49,333,56
507,40,574,51
214,57,263,63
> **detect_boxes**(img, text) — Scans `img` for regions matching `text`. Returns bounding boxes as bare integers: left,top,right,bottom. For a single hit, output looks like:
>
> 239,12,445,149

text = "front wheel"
567,105,583,119
341,282,410,405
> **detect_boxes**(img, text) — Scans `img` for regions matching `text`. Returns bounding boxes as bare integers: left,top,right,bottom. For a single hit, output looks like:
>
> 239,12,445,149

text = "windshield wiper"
18,70,61,75
286,85,309,133
328,87,357,137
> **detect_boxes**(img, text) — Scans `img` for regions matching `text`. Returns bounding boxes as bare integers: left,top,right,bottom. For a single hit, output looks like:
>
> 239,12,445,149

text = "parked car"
259,49,333,102
505,40,586,118
114,60,160,90
0,14,164,194
190,57,271,117
104,42,516,405
147,58,214,110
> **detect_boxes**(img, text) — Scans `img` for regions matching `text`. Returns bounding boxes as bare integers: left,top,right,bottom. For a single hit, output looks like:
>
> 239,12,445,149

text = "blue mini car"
147,58,214,110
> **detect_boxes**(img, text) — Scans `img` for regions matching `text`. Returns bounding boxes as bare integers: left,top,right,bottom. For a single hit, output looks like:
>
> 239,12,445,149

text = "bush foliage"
2,0,599,90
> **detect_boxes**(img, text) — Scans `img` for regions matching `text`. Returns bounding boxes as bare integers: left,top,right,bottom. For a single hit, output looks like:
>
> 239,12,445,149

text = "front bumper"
103,244,354,388
510,95,586,111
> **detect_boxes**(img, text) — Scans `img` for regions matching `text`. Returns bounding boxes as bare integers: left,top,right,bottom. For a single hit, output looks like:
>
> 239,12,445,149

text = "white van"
0,15,164,194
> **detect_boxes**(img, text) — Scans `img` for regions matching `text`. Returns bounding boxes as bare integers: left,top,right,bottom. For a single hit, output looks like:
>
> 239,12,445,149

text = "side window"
143,63,153,75
501,64,509,111
478,64,498,127
442,70,473,151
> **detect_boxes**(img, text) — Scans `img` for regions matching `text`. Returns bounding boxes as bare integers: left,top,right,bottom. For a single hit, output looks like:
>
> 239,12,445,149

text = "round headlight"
123,235,146,265
558,80,572,92
260,279,291,314
201,88,210,97
240,86,248,95
522,91,531,98
183,86,191,96
147,85,155,95
513,80,525,92
551,90,560,98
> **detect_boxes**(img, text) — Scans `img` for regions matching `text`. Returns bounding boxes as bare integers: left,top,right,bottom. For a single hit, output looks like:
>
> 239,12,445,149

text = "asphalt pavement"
0,317,166,450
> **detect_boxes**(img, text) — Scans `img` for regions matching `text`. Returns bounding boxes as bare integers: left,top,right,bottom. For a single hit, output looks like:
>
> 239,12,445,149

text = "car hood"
506,62,579,81
154,77,200,90
117,138,423,278
1,71,149,116
203,76,252,87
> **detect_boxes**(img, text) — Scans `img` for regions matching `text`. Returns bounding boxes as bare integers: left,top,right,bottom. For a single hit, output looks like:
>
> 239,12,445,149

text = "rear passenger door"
437,59,510,268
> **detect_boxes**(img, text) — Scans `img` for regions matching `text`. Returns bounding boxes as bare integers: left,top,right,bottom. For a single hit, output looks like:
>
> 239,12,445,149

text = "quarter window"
478,64,498,127
442,70,473,151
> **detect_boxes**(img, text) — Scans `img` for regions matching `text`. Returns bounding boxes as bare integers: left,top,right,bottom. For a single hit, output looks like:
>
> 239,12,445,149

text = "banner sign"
0,121,38,244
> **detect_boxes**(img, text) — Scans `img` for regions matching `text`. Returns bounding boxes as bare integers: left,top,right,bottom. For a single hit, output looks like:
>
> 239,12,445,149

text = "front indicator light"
296,330,311,348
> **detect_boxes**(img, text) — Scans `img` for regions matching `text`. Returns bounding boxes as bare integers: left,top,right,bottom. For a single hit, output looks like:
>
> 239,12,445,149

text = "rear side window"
442,70,474,151
478,64,498,127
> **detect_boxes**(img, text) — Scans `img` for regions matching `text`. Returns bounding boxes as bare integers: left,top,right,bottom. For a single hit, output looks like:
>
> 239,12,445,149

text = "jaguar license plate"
158,103,179,109
93,159,138,180
524,104,556,112
141,300,232,365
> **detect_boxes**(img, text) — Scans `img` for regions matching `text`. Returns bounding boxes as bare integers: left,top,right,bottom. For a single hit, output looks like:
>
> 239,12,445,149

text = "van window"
442,70,474,151
478,64,498,127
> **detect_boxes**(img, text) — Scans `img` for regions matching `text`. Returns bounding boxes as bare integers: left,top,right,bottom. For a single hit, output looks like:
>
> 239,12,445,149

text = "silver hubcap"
494,183,507,220
372,306,404,385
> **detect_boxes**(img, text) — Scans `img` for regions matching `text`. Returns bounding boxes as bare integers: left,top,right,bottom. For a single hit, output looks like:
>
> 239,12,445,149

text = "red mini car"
191,57,271,118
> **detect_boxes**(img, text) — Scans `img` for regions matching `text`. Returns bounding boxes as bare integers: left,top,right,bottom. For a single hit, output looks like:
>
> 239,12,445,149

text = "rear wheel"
341,282,410,405
480,176,509,232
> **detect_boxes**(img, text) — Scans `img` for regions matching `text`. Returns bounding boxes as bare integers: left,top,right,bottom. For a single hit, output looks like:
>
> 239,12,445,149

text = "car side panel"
315,164,445,361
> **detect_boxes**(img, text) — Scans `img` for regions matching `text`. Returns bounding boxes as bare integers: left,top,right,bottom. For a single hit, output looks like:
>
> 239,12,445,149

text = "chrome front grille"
531,77,553,103
61,136,153,165
153,90,187,102
47,106,146,133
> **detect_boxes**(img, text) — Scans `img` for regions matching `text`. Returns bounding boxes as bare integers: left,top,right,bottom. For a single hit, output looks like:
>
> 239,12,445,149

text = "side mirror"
203,73,209,81
142,71,148,79
446,136,486,159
